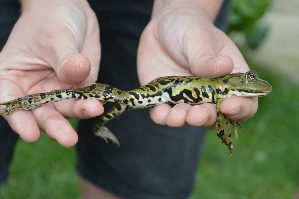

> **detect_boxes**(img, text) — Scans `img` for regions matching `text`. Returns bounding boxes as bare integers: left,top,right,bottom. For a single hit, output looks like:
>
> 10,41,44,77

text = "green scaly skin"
0,71,272,156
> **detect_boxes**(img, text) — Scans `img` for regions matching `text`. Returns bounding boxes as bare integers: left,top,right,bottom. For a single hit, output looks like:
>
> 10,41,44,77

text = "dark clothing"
0,0,21,185
0,0,230,198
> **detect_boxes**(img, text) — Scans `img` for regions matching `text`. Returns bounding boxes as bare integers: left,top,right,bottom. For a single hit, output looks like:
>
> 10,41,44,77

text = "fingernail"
208,58,217,62
179,122,187,127
196,119,208,127
83,110,95,118
208,55,227,63
227,107,241,116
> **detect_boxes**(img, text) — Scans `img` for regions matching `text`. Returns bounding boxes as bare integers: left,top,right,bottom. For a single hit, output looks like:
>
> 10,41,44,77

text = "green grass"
191,67,299,198
1,67,298,198
0,119,80,199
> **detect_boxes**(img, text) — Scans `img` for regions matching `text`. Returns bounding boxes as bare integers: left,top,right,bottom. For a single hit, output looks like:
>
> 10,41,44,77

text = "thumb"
183,29,235,78
41,24,91,85
57,53,91,85
189,54,234,78
19,2,93,86
185,28,250,78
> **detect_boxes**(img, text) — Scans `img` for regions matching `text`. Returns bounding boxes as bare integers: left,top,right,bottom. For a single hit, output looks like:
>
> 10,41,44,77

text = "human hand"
0,0,102,147
137,1,258,128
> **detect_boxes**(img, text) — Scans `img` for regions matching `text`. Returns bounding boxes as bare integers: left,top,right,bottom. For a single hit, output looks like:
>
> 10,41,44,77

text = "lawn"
191,67,299,198
0,66,298,198
0,119,80,199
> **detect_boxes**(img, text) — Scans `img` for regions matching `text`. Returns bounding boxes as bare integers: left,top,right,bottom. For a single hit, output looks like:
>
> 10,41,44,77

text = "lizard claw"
94,126,120,147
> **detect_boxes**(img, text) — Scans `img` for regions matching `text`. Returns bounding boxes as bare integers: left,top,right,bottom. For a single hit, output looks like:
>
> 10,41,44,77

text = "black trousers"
0,0,230,198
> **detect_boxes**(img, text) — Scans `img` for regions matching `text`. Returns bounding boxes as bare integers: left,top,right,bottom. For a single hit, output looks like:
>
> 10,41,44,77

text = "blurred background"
193,0,299,198
1,0,298,198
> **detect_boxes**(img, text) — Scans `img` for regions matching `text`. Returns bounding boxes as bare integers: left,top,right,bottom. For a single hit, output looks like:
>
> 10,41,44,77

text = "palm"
137,14,249,85
0,5,100,96
0,1,102,146
137,10,256,128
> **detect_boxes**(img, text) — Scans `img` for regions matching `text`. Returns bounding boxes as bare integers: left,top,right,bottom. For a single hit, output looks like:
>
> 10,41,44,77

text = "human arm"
137,0,258,127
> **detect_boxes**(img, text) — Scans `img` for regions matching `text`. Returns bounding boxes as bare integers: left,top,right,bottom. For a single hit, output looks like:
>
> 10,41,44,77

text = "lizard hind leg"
216,111,234,156
92,102,129,147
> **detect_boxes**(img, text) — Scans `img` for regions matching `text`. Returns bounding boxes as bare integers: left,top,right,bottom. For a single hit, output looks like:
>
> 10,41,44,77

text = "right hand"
0,0,102,147
137,1,256,129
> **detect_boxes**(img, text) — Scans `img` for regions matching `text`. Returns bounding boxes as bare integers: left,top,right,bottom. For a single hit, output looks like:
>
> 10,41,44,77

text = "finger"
6,5,93,85
33,105,78,147
54,98,104,119
186,103,217,127
42,27,91,85
0,81,41,141
182,24,250,77
189,54,234,78
57,54,92,85
217,38,250,73
25,10,93,85
45,16,95,85
182,26,235,78
150,104,171,125
220,96,258,122
3,111,41,142
166,104,192,127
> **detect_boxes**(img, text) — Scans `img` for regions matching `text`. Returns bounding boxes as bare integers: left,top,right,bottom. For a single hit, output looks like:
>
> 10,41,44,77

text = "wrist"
20,0,89,13
152,0,223,22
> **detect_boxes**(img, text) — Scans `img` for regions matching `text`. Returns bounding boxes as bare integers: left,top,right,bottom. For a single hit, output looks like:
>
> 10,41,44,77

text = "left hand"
137,1,258,128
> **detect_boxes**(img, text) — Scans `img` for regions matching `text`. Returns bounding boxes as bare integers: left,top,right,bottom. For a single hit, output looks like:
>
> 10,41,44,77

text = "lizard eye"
245,71,257,81
247,74,255,79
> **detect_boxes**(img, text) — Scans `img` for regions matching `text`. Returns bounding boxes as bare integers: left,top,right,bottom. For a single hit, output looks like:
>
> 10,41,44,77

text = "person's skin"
0,0,102,147
0,0,258,198
138,0,257,129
